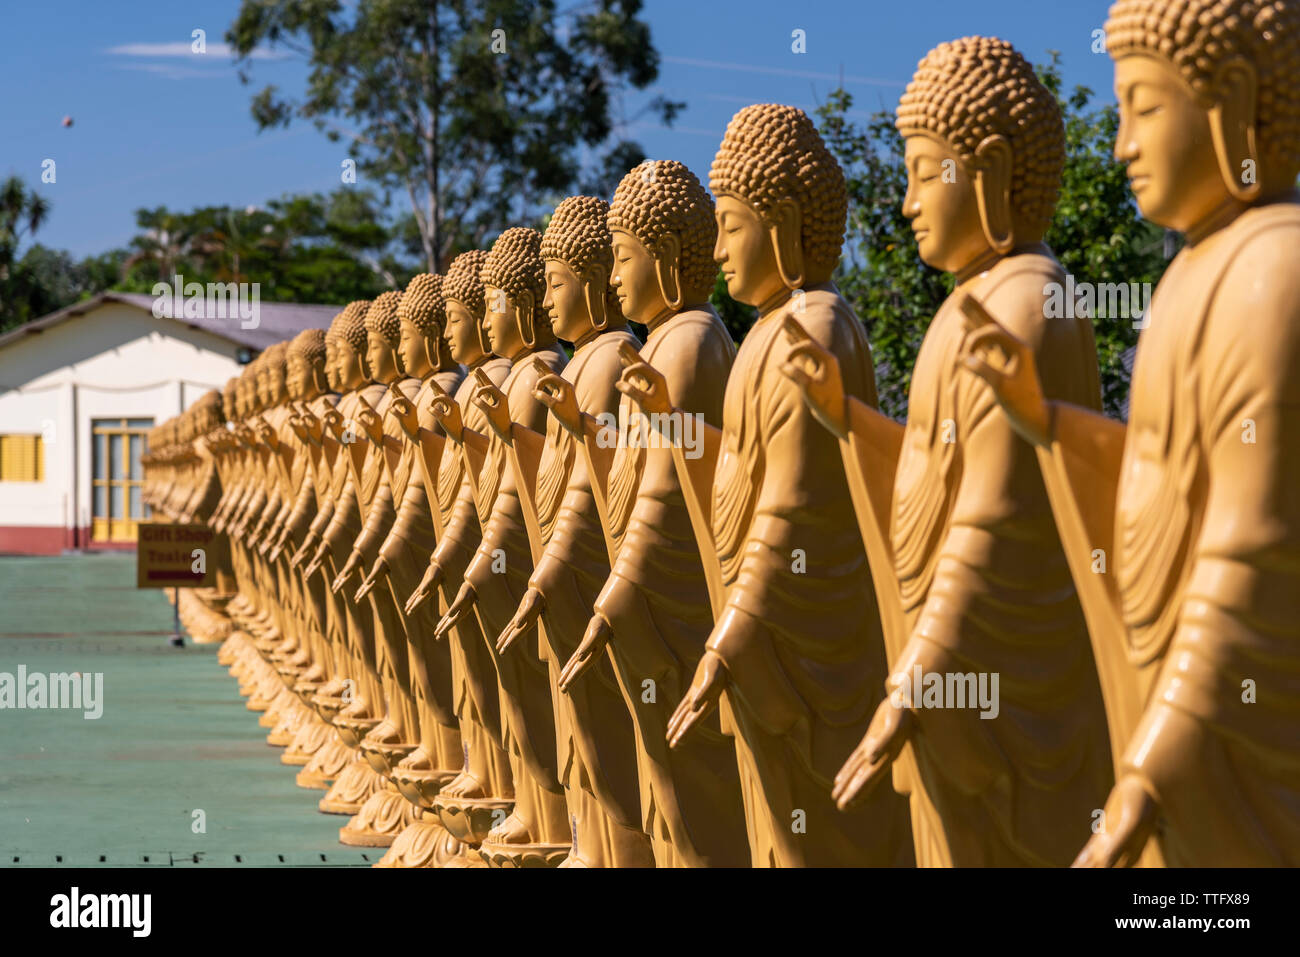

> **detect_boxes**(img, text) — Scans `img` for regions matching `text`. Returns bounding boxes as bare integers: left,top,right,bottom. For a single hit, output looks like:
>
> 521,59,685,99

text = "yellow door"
92,419,152,542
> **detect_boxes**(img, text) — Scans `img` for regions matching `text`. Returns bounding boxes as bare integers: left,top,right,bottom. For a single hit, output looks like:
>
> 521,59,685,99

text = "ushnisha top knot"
399,273,446,336
363,291,403,346
333,300,372,352
541,196,615,281
609,160,717,295
896,35,1065,243
481,227,547,307
709,103,847,278
287,328,327,366
442,250,490,317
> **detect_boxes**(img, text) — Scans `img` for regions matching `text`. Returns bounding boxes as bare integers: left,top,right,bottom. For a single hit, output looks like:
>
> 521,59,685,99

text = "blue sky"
0,0,1119,259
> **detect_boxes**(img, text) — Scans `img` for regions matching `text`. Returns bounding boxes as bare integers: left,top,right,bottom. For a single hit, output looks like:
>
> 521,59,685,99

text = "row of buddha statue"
141,0,1300,867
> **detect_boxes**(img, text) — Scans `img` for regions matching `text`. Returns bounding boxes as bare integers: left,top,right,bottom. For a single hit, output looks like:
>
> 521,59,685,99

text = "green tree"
228,0,682,272
817,55,1168,419
0,176,52,330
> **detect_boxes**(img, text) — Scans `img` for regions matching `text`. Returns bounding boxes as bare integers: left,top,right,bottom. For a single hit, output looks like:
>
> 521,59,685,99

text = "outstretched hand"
831,694,913,810
434,583,476,640
558,614,612,693
496,586,545,653
1072,774,1160,868
666,650,729,749
404,561,444,616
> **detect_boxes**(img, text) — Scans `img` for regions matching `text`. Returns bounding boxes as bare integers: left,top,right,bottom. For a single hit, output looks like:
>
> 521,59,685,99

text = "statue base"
318,755,387,815
338,784,416,847
373,813,464,868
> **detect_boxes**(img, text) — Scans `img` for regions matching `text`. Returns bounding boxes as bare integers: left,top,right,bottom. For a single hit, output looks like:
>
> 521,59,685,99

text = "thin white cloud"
106,42,289,60
662,55,903,88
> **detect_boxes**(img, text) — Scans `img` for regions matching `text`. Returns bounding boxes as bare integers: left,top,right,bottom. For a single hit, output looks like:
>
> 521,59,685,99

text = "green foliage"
227,0,681,271
816,55,1168,420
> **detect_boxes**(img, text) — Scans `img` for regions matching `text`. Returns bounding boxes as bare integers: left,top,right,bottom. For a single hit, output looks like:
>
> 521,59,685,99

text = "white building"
0,293,338,554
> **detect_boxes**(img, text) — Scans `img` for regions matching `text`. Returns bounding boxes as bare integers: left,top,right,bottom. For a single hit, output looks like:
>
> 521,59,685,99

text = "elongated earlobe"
1209,56,1261,202
517,292,536,348
768,198,805,290
654,232,684,311
582,274,610,331
974,134,1015,255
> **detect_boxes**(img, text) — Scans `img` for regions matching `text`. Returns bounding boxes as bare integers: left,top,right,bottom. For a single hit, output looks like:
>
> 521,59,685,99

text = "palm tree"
0,176,50,282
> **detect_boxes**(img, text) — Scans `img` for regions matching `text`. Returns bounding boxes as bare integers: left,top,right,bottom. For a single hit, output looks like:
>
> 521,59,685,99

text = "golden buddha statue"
403,250,517,867
781,37,1114,867
550,163,750,867
960,0,1300,867
301,301,393,820
350,274,470,867
478,195,653,867
621,104,913,866
318,292,427,846
432,227,572,866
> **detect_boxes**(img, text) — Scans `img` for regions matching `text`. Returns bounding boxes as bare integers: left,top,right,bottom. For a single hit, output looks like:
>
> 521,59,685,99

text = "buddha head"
895,36,1065,274
481,227,552,358
1105,0,1300,233
332,300,372,390
364,291,405,384
442,249,492,366
257,342,290,408
608,159,717,327
540,195,626,344
398,273,451,376
710,103,847,307
287,328,328,402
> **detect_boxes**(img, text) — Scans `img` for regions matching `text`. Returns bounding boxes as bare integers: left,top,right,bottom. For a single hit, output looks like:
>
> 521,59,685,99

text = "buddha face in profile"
543,260,589,341
365,330,400,383
713,194,786,308
398,315,431,379
902,133,992,275
324,338,342,393
336,339,368,391
541,195,619,342
364,293,404,385
445,300,482,365
483,285,525,357
1114,54,1230,232
610,230,665,325
286,354,309,402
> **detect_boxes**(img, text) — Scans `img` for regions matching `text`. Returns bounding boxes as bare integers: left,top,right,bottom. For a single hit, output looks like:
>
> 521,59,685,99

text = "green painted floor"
0,554,374,867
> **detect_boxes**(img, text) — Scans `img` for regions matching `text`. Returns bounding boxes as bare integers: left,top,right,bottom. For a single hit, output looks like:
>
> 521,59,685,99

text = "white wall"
0,302,245,534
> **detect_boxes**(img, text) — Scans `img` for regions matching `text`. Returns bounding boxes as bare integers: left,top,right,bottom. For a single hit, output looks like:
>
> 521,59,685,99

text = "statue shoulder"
1207,208,1300,376
975,250,1066,344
